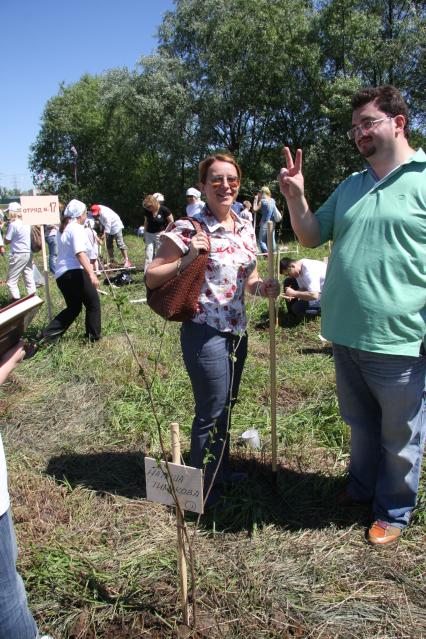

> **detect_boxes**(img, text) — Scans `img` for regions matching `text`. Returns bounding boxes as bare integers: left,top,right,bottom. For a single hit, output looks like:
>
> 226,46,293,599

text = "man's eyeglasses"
346,116,392,141
209,175,240,188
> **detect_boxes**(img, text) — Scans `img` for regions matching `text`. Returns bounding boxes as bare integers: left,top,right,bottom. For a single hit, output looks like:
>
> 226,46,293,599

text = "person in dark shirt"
142,195,173,272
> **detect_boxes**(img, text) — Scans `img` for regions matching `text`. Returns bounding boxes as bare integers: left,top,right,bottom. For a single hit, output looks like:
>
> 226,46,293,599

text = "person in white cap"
4,202,36,301
153,192,165,203
38,199,101,345
185,187,204,218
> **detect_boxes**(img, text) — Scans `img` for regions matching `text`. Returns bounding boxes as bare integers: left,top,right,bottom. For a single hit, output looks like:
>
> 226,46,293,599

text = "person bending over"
280,257,326,319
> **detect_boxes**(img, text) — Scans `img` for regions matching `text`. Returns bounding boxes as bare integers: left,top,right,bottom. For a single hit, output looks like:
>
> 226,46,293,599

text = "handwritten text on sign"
20,196,60,226
145,458,204,514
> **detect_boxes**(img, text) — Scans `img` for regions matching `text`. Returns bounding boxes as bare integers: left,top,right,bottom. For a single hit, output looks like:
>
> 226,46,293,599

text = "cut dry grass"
1,235,425,638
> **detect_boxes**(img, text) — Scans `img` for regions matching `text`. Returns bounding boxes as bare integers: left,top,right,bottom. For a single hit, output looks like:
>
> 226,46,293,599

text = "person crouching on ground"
39,199,101,344
280,257,326,319
146,153,280,507
4,202,36,301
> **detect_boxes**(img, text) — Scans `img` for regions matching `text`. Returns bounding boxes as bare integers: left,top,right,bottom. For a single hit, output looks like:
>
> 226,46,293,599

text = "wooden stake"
40,226,52,321
170,422,189,625
275,248,280,327
267,222,277,473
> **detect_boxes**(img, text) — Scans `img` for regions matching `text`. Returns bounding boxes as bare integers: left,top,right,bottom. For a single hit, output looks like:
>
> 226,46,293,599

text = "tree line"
29,0,426,227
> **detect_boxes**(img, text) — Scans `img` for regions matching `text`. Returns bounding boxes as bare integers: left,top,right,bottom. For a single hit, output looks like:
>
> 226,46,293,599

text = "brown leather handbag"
146,218,209,321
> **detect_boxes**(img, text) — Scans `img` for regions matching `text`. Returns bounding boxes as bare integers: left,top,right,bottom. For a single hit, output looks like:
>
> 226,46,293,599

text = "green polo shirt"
315,148,426,356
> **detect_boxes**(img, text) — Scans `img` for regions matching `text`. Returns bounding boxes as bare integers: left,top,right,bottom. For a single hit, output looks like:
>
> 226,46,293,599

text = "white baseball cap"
186,187,201,199
5,202,21,212
153,192,165,202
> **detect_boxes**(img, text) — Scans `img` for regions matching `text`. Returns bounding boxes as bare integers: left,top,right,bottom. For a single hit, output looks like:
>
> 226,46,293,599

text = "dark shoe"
23,342,39,360
367,520,402,546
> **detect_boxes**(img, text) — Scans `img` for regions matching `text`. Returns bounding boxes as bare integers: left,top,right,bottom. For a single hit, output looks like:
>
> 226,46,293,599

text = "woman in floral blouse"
146,153,279,506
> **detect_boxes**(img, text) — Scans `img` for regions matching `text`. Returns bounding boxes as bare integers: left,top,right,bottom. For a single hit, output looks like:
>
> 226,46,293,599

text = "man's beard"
357,138,377,158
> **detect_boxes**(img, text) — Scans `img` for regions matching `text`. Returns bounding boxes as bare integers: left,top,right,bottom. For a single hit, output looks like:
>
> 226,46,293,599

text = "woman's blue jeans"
333,344,426,528
0,509,37,639
258,223,276,254
180,321,248,491
45,234,57,274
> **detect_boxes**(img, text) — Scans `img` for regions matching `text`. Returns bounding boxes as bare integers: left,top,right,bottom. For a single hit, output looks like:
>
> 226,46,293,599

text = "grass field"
1,234,425,639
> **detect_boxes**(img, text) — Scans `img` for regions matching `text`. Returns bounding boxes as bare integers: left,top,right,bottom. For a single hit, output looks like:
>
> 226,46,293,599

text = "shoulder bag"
273,205,282,223
146,218,209,321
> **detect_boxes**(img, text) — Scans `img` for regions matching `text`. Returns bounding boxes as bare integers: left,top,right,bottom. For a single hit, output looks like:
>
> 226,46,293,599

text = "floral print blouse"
162,206,257,334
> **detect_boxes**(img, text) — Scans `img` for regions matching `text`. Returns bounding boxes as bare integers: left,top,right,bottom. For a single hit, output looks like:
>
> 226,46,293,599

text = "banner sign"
20,195,60,225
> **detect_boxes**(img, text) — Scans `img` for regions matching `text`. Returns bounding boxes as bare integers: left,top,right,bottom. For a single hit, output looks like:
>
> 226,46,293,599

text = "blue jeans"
180,321,248,490
258,223,276,254
45,234,57,274
0,509,37,639
333,345,426,528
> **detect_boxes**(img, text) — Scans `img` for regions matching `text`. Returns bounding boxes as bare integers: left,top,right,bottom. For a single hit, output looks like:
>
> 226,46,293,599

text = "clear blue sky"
0,0,175,191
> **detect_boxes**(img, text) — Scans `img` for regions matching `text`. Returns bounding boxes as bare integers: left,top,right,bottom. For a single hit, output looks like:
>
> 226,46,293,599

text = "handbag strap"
180,216,209,253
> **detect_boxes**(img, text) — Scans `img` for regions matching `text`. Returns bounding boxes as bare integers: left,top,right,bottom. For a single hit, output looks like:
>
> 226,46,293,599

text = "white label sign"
20,195,60,225
145,458,204,514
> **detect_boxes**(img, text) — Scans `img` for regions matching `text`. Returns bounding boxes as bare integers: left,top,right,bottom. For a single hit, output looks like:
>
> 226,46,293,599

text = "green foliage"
29,0,426,218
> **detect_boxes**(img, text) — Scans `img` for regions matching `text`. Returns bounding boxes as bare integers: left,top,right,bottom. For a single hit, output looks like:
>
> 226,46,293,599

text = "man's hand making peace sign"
278,146,321,247
279,147,305,199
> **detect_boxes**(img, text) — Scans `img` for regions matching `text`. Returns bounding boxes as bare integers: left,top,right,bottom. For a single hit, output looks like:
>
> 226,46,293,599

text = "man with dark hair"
280,257,326,319
279,85,426,546
350,85,410,138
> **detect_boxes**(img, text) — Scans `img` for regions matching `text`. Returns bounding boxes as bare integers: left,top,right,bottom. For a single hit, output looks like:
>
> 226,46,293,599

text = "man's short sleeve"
301,265,321,292
314,186,340,244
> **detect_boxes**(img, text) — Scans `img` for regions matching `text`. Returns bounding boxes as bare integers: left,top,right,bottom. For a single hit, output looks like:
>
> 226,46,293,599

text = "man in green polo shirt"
279,85,426,546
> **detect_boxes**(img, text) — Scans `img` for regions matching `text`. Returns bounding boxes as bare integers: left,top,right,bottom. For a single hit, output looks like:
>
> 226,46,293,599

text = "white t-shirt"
238,209,253,224
98,205,124,235
296,259,327,295
55,220,90,279
186,202,204,218
5,219,31,254
0,229,4,248
0,434,9,516
84,225,99,260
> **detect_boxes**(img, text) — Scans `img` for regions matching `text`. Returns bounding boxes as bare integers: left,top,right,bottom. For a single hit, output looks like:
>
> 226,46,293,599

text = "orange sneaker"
367,520,402,546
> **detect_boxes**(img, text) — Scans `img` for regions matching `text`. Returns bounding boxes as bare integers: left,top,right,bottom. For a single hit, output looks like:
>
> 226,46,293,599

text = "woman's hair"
8,211,23,221
243,200,252,209
143,195,160,210
198,153,242,184
260,186,271,196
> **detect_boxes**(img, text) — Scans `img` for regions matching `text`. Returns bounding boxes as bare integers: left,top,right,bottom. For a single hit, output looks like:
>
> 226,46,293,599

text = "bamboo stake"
40,226,52,320
275,248,280,327
170,422,189,625
267,222,277,473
